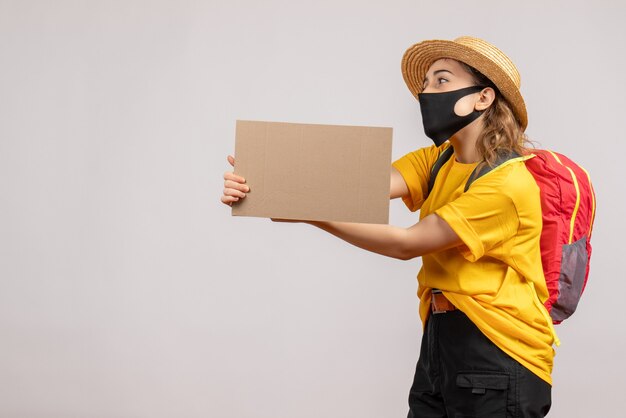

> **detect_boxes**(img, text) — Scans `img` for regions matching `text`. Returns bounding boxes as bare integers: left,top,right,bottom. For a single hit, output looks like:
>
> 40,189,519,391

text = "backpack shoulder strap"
427,145,455,197
464,151,522,192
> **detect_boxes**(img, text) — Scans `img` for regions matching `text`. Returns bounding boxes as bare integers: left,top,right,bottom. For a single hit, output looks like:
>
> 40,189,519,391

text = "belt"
431,290,457,314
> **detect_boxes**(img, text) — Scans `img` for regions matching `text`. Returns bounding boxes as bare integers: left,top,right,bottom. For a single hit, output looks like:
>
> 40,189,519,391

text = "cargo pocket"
454,371,509,418
551,236,588,322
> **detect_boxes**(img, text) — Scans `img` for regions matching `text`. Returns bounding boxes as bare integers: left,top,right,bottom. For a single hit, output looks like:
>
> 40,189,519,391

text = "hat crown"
401,36,528,130
453,36,521,89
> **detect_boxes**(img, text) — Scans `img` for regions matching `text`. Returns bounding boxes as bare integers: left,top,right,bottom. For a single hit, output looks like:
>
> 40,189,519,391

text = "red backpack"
429,147,596,324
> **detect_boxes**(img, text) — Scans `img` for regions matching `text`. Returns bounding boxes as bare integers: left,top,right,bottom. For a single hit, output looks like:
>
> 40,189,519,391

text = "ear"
475,87,496,111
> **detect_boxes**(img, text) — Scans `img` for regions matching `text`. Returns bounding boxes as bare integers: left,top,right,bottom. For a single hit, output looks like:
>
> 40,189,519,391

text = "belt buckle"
431,289,453,314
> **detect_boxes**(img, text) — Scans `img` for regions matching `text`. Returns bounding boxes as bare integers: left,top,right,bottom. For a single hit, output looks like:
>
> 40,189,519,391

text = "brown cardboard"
232,120,392,224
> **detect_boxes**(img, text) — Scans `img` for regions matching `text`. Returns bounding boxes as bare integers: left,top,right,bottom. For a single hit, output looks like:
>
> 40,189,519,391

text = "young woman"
221,36,555,417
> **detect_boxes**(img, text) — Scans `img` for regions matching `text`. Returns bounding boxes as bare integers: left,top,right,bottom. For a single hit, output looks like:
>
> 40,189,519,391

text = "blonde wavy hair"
459,61,533,167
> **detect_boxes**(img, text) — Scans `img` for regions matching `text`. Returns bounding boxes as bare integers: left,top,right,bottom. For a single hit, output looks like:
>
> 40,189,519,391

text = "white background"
1,0,624,417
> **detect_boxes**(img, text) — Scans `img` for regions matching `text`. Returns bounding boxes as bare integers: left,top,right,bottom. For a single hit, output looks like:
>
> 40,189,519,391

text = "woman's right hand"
221,155,249,206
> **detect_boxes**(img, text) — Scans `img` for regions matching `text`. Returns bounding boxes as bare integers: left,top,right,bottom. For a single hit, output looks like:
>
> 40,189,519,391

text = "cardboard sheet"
231,120,392,224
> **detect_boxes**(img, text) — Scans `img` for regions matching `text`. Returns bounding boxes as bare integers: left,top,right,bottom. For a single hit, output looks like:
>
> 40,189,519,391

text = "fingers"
223,170,246,184
222,155,247,208
221,194,239,206
223,184,247,199
224,179,249,194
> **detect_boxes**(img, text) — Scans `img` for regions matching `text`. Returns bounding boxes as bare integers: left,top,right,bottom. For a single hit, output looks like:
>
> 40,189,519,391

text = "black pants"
407,310,551,418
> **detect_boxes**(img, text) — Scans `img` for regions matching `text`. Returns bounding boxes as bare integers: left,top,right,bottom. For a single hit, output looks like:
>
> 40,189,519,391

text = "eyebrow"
423,69,454,86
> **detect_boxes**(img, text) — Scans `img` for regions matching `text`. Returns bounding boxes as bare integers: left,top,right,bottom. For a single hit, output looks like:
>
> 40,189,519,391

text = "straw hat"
401,36,528,130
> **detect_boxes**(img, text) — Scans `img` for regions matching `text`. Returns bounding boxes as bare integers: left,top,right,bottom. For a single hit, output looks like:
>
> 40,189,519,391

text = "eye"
437,77,449,85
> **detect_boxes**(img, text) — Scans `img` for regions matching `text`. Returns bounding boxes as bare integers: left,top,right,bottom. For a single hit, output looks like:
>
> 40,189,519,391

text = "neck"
449,118,483,164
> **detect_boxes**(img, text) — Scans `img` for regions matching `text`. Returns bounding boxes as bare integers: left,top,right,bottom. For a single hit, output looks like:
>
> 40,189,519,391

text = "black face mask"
418,85,486,146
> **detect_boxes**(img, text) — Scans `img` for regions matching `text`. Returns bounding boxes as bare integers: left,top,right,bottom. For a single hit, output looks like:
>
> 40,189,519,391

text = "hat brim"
401,39,528,130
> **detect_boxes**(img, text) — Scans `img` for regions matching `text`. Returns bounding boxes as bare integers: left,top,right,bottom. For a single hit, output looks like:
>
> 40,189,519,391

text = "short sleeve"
434,171,521,262
392,144,443,212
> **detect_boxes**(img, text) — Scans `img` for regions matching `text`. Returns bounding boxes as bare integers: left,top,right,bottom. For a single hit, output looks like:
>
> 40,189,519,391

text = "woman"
221,36,555,417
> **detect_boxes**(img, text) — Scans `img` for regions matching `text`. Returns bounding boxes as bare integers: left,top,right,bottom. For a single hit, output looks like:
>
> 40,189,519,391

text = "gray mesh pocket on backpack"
551,236,588,322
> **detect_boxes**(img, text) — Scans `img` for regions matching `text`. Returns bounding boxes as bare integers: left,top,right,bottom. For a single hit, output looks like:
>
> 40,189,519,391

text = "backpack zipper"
545,151,581,245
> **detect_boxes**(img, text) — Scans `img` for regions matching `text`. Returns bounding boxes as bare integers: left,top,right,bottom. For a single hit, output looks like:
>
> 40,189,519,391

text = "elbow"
395,246,419,261
396,253,413,261
392,230,421,261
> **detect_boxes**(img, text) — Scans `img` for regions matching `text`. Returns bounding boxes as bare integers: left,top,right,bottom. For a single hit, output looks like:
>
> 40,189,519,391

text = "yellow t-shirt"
392,143,556,385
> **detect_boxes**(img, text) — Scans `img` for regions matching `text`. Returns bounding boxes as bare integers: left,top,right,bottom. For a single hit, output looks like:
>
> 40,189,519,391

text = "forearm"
306,214,462,261
307,220,411,260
